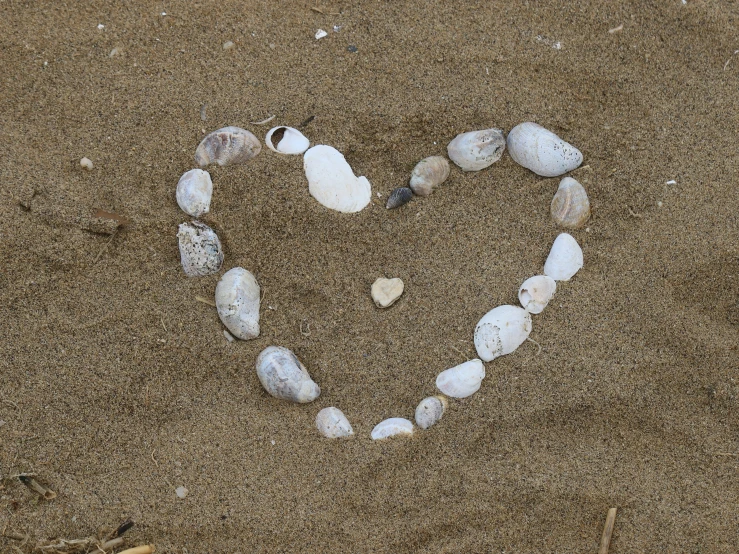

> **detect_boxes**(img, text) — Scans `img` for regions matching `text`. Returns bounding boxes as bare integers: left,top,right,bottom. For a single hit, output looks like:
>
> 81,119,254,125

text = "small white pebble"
223,329,235,342
333,25,342,33
109,47,123,58
161,11,167,16
80,157,94,170
269,43,276,49
657,201,663,207
223,41,235,50
666,179,677,185
175,486,188,499
71,516,77,522
271,440,275,445
315,29,328,40
585,227,591,233
376,192,381,198
0,420,6,427
97,24,105,30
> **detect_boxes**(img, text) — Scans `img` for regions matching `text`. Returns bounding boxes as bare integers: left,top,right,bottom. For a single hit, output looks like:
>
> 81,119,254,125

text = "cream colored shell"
415,396,447,430
195,126,262,166
215,267,260,340
474,305,532,362
518,275,556,314
551,177,590,228
507,122,582,177
265,126,310,155
255,346,320,403
315,407,354,438
436,359,486,398
176,169,212,217
409,156,450,196
543,233,583,281
371,418,414,440
447,129,506,171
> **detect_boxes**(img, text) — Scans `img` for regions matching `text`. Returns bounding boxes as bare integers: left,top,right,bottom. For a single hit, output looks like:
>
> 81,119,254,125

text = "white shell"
176,169,213,217
371,418,414,440
409,156,450,196
543,233,584,281
265,126,310,155
303,145,372,213
435,359,485,398
195,126,262,166
518,275,557,314
177,221,224,277
80,157,94,170
255,346,320,403
315,407,354,438
447,129,506,171
215,268,260,340
371,277,404,308
506,122,582,177
551,177,590,228
474,306,532,362
415,396,447,430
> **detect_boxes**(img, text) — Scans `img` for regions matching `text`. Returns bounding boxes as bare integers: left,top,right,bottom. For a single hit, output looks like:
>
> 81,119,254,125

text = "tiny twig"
151,450,158,467
626,206,642,218
118,544,155,554
2,531,26,541
525,337,542,356
714,452,738,457
94,229,119,264
18,474,56,500
195,295,216,307
249,115,275,125
2,398,19,409
598,507,618,554
723,49,739,71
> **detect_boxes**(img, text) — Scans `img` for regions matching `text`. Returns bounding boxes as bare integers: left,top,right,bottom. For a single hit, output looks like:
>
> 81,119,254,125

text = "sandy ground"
1,1,737,552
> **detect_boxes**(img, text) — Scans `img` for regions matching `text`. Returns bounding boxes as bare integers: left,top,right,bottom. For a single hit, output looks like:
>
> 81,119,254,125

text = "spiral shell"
518,275,556,314
176,169,212,217
215,267,260,340
474,306,532,362
550,177,590,228
315,407,354,438
195,126,262,167
371,418,414,440
543,233,583,281
447,129,506,171
436,359,485,398
255,346,320,403
506,122,582,177
386,187,413,209
415,396,447,430
177,221,223,277
409,156,450,196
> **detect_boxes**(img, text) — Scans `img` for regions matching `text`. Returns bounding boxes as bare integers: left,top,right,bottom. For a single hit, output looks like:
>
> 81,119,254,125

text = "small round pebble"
175,486,188,499
80,157,94,170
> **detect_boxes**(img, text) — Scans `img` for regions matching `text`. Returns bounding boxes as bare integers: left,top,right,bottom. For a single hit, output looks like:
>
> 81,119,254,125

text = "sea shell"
371,277,404,308
265,126,310,155
371,418,414,440
518,275,557,314
415,396,447,430
386,187,413,209
195,126,262,167
176,169,212,217
303,145,372,213
215,267,260,340
436,359,485,398
255,346,320,403
447,129,506,171
409,156,450,196
177,221,224,277
506,122,582,177
551,177,590,228
474,306,532,362
543,233,583,281
315,407,354,438
80,157,94,170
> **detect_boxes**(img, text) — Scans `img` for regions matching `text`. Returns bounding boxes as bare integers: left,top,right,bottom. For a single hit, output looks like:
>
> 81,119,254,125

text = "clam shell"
518,275,556,314
436,359,485,398
177,221,223,277
195,126,262,167
303,145,372,213
371,418,414,440
255,346,320,403
447,129,506,171
551,177,590,228
176,169,212,217
543,233,583,281
506,122,582,177
474,305,532,362
371,277,404,308
409,156,450,196
265,126,310,155
386,187,413,209
415,396,447,430
215,267,260,340
315,407,354,438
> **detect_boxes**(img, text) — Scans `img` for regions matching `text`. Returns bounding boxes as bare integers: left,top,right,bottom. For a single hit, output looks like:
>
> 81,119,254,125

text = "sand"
1,1,737,552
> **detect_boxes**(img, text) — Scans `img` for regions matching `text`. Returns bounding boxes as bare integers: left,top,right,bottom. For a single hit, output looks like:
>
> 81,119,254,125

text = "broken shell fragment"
80,157,94,170
177,221,224,277
506,122,582,177
543,233,583,281
415,396,447,430
386,187,413,209
215,267,260,340
551,177,590,228
518,275,557,314
447,129,506,171
474,306,532,362
409,156,450,196
255,346,321,403
315,407,354,438
265,126,310,155
371,418,414,440
371,277,404,308
303,145,372,213
436,359,486,398
176,169,213,217
195,126,262,167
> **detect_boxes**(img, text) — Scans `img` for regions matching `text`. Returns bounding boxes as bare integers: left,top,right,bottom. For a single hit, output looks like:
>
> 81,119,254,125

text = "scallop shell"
506,122,582,177
255,346,320,403
371,418,414,440
176,169,212,217
265,126,310,155
177,221,224,277
371,277,404,308
386,187,413,209
409,156,450,196
447,129,506,171
474,306,532,362
315,407,354,438
215,267,260,340
551,177,590,228
543,233,583,281
415,396,447,430
195,126,262,167
303,145,372,213
436,359,486,398
518,275,557,314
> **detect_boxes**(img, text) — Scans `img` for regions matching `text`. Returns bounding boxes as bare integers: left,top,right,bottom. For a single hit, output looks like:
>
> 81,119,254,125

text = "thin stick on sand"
118,546,155,554
17,474,56,500
598,507,618,554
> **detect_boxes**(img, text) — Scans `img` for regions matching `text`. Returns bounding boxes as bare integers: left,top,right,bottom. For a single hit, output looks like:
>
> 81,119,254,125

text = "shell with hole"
543,233,583,281
409,156,450,196
436,359,486,398
215,267,260,340
415,396,447,429
176,169,212,217
265,126,310,155
474,306,532,362
315,407,354,438
371,418,414,440
518,275,557,314
447,129,506,171
303,145,372,213
195,126,262,166
551,177,590,228
177,221,224,277
506,122,582,177
255,346,320,403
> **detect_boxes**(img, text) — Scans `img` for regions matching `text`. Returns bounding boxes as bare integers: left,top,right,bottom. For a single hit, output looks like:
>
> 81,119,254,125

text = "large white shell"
551,177,590,228
176,169,212,217
265,126,310,155
195,126,262,166
474,306,532,362
177,221,223,277
518,275,557,314
506,122,582,177
409,156,450,196
447,129,506,171
543,233,583,281
371,418,414,440
303,145,372,213
436,359,486,398
255,346,320,403
415,396,447,430
315,407,354,438
215,267,260,340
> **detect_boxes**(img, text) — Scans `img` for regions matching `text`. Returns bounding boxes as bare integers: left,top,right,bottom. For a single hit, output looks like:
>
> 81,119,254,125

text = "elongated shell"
316,407,354,438
265,126,310,155
409,156,450,196
255,346,320,403
518,275,556,314
177,221,223,277
436,359,485,398
215,267,260,340
543,233,583,281
386,187,413,209
303,145,372,213
551,177,590,228
176,169,212,217
474,305,532,362
415,396,447,430
195,126,262,166
371,418,414,440
447,129,506,171
506,122,582,177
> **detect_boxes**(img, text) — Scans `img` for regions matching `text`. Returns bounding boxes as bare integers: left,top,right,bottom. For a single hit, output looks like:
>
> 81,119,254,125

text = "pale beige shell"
551,177,590,228
195,126,262,166
415,396,447,430
409,156,450,196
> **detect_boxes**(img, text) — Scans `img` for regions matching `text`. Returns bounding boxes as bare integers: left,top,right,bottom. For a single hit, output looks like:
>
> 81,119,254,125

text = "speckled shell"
474,306,532,362
265,126,310,155
371,418,414,440
177,221,224,277
543,233,583,281
386,187,413,209
436,359,486,398
415,396,447,430
255,346,320,403
506,122,582,177
176,169,212,217
518,275,557,314
303,145,372,213
215,267,260,340
195,126,262,166
447,129,506,171
551,177,590,228
409,156,450,196
315,407,354,438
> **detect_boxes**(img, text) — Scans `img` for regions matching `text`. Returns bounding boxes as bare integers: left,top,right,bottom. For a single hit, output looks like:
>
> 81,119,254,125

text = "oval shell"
543,233,583,281
215,267,260,340
447,129,506,171
386,187,413,209
415,396,447,430
474,306,532,362
195,126,262,166
436,359,486,398
255,346,320,403
176,169,212,217
518,275,557,314
303,145,372,213
409,156,450,196
371,418,414,440
177,221,223,277
265,126,310,155
315,407,354,438
551,177,590,228
506,122,582,177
